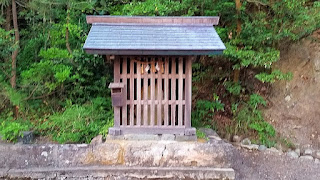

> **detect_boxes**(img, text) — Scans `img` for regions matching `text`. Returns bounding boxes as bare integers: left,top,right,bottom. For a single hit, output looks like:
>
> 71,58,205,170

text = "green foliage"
248,93,266,109
0,118,31,142
0,28,14,59
0,82,26,108
21,59,75,93
111,0,202,16
224,45,280,69
234,94,275,147
196,129,207,139
192,93,224,127
37,97,113,143
255,70,293,83
224,81,241,96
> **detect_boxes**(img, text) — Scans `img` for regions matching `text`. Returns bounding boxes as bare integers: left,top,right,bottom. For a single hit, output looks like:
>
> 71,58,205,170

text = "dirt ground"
231,147,320,180
264,29,320,148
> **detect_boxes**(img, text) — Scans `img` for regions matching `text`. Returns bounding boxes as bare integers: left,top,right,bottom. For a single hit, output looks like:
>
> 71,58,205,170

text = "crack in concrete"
0,168,12,179
5,168,11,177
161,144,167,157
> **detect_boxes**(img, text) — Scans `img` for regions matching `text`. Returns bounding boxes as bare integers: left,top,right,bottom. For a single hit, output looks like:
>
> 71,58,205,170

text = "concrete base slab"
0,166,235,180
106,134,197,141
0,141,233,169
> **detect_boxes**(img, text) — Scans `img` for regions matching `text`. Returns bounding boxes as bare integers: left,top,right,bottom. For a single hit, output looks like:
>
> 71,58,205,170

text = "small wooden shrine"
83,16,225,136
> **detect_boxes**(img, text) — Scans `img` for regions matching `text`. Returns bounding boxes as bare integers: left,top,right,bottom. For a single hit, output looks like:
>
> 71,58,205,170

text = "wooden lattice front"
109,56,195,135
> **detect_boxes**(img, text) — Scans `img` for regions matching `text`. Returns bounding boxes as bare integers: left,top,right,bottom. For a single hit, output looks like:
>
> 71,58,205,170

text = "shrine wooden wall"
112,56,192,135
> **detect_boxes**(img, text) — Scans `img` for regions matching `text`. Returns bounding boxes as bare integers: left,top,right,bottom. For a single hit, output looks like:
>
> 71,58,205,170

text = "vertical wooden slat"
150,58,155,126
143,58,148,126
178,57,183,127
164,57,169,126
113,57,121,128
137,58,141,126
122,57,127,126
130,57,134,126
185,56,192,128
157,58,163,126
171,58,176,126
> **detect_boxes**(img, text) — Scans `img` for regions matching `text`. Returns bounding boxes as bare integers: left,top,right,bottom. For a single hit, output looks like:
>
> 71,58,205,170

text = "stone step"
0,166,235,180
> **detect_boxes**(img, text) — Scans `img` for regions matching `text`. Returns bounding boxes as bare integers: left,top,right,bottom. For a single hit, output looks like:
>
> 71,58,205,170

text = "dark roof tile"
83,23,226,55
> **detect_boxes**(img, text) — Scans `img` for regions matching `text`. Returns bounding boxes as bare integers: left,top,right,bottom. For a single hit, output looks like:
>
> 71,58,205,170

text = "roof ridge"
87,15,220,26
92,23,214,27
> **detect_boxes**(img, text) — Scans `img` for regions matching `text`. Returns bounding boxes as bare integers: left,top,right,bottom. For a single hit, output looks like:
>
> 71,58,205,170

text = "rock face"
198,128,219,137
299,155,314,161
17,131,34,144
315,151,320,159
241,138,251,145
241,144,259,150
258,145,267,151
232,135,241,143
287,151,299,159
90,135,103,145
304,149,313,156
264,29,320,148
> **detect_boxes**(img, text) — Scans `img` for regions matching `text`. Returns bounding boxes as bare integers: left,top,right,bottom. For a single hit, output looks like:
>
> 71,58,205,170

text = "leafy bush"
234,94,276,147
37,97,113,143
256,70,293,83
0,28,14,59
224,81,241,96
192,93,224,128
0,118,31,142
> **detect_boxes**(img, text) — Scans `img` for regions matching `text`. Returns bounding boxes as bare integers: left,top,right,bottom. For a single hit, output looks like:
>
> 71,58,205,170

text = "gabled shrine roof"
83,16,226,55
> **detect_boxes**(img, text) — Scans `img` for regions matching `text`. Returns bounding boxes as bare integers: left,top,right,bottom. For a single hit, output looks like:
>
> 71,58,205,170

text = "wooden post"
171,58,176,126
150,58,155,126
164,57,169,126
130,57,134,126
143,58,148,126
185,56,192,129
157,58,163,126
122,57,127,126
109,56,121,135
178,57,184,127
137,58,142,126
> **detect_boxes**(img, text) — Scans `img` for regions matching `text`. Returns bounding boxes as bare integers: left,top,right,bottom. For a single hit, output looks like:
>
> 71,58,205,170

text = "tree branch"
0,66,11,79
24,84,39,100
25,91,56,101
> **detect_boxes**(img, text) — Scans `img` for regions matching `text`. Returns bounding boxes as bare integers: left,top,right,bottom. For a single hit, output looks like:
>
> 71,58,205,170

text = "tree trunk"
66,10,72,54
5,5,11,31
11,0,20,119
235,0,242,36
233,0,242,83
